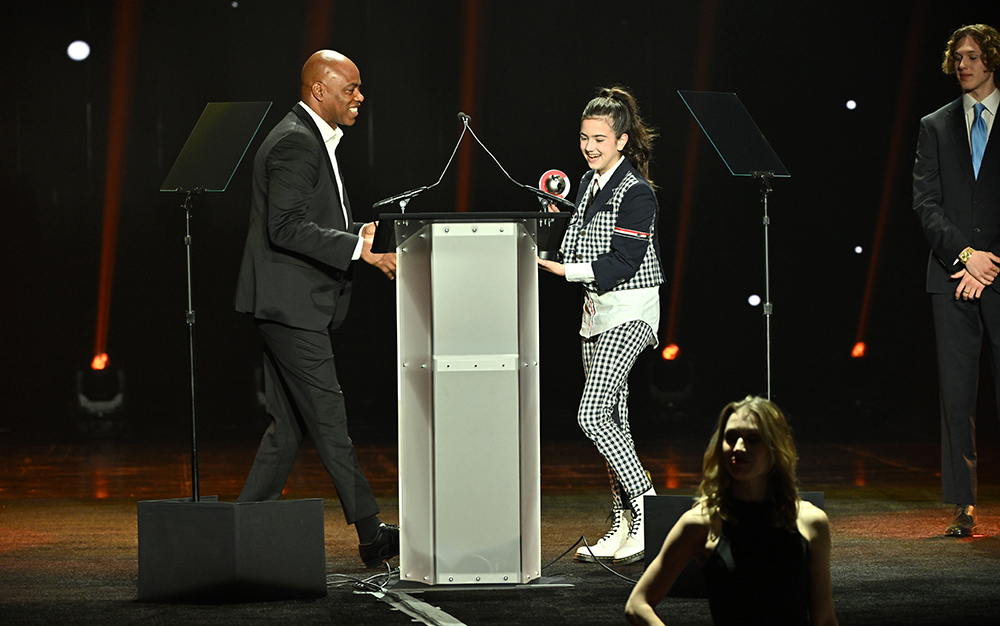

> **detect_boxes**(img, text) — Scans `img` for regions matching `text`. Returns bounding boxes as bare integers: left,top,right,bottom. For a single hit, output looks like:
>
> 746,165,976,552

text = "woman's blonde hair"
696,396,799,529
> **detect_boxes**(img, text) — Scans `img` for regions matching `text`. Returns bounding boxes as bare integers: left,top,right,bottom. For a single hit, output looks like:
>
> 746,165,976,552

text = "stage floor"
2,436,1000,625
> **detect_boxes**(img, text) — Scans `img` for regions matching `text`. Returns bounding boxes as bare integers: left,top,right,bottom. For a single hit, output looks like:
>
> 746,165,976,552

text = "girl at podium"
538,86,663,564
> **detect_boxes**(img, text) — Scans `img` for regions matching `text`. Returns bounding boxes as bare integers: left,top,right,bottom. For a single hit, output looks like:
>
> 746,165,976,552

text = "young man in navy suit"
914,24,1000,537
234,50,399,566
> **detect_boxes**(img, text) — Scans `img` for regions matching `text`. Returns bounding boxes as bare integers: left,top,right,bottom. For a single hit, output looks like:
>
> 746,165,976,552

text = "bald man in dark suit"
914,24,1000,537
234,50,398,566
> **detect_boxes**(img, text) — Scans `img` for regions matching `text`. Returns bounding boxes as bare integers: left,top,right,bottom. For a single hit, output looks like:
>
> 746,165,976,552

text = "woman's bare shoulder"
796,500,831,541
679,502,712,526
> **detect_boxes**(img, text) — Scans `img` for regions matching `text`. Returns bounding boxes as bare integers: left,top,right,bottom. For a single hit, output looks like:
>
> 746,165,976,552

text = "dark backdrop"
0,0,994,445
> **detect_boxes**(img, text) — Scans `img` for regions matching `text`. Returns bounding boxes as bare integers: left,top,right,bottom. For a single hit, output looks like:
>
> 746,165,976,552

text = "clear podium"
379,211,569,586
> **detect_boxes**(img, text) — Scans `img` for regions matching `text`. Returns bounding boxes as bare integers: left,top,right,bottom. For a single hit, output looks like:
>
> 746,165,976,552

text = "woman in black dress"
625,396,838,626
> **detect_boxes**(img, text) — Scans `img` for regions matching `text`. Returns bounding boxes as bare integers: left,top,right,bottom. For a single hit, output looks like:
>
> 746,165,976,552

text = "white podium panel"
396,219,541,586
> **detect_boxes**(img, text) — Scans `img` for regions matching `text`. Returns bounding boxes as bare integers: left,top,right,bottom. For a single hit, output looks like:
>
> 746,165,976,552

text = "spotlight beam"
853,1,927,349
665,0,718,345
93,0,141,363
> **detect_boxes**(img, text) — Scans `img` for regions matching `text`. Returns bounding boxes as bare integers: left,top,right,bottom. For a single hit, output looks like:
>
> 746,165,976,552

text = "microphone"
462,123,576,211
372,186,428,209
373,113,471,210
374,112,574,213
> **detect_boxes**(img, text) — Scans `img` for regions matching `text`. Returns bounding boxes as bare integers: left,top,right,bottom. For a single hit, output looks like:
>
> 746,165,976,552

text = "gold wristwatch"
960,247,975,264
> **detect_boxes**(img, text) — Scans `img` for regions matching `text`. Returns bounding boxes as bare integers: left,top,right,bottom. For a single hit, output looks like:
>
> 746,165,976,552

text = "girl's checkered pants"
579,319,654,510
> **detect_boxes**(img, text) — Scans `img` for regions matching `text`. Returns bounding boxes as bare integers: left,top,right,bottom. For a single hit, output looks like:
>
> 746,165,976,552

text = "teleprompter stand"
678,91,790,399
139,102,326,603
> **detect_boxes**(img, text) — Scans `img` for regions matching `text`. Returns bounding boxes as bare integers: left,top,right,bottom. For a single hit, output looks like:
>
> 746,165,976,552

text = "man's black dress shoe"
359,523,400,567
944,505,976,537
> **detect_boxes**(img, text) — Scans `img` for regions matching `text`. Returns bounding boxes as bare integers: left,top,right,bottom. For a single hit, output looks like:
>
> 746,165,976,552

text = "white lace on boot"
576,508,629,562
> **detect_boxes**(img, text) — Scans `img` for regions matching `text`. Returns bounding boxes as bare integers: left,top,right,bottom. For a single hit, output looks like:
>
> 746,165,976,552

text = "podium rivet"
504,576,509,581
472,227,478,233
449,577,454,582
476,576,481,581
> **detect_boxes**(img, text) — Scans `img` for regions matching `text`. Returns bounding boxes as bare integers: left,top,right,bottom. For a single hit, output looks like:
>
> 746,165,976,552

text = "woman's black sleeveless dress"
703,499,810,626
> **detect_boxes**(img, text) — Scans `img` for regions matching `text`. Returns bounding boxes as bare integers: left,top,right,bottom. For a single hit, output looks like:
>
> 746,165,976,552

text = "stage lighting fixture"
76,360,125,436
748,294,761,307
67,40,90,61
846,100,857,110
648,347,693,409
851,341,866,358
855,246,863,254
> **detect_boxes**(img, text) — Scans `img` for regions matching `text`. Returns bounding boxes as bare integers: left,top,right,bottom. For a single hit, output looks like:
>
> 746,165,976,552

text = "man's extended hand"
360,222,397,280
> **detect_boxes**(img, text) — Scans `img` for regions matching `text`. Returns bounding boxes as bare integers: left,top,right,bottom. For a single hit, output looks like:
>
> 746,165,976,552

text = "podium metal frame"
384,212,568,586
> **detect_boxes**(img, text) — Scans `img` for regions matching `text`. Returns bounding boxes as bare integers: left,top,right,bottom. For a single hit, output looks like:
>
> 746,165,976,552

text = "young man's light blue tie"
972,102,987,180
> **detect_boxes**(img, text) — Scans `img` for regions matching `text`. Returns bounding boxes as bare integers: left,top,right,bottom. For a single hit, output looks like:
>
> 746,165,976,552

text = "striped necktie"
972,102,987,180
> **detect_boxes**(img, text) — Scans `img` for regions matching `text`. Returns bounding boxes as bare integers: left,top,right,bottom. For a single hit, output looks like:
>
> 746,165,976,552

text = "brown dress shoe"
944,505,976,537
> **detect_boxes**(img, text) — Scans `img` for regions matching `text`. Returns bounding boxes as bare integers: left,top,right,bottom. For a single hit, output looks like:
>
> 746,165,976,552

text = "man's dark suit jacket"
914,96,1000,293
235,104,365,331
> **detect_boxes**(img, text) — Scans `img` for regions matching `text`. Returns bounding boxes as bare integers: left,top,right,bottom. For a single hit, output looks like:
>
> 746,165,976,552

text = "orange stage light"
662,343,680,361
91,353,109,371
851,342,866,358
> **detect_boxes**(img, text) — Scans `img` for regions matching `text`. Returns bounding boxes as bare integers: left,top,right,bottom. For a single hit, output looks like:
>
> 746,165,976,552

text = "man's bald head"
301,50,364,128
